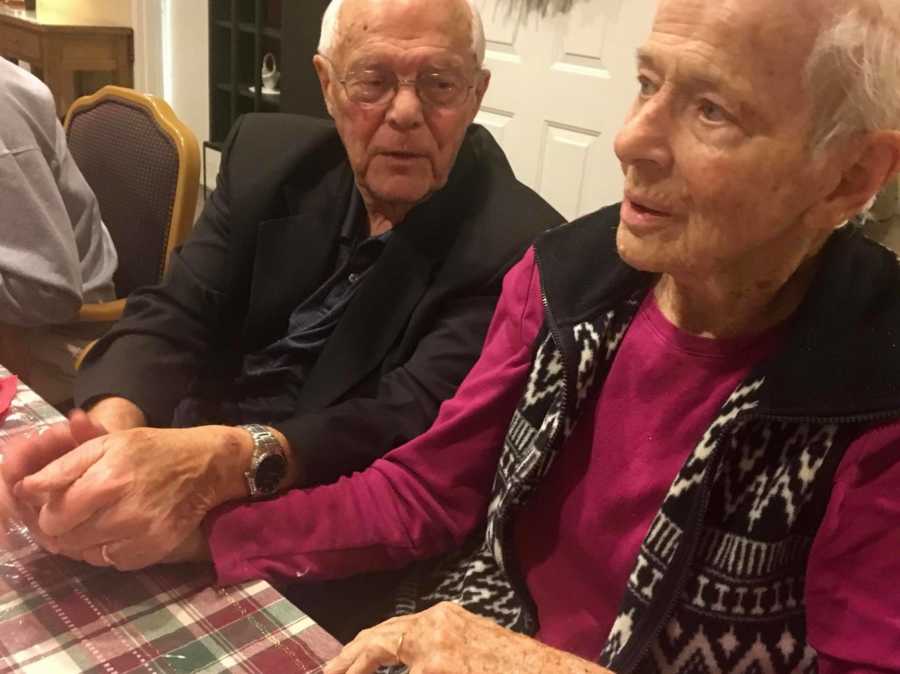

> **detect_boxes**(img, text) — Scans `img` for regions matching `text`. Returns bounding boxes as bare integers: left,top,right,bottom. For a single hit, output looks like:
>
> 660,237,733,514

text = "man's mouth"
382,151,423,159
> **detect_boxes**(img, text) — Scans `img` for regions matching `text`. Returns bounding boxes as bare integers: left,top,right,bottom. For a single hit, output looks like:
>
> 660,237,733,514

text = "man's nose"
385,82,425,130
614,95,674,173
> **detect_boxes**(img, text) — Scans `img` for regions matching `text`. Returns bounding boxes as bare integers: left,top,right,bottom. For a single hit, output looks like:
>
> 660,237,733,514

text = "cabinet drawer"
0,23,41,62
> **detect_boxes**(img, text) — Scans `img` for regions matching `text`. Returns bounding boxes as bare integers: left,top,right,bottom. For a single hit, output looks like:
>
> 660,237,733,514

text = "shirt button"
348,273,359,284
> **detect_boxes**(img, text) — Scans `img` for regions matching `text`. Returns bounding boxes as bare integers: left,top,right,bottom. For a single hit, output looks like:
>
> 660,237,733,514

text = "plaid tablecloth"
0,368,341,673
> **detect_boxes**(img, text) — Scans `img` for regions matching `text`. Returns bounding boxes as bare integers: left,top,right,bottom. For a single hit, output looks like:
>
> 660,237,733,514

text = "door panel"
474,0,656,220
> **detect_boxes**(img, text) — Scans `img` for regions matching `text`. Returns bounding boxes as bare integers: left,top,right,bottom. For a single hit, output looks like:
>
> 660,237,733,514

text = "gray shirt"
0,57,117,327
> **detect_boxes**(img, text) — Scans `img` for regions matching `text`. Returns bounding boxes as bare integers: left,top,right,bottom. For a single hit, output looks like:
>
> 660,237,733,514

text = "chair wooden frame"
63,85,200,323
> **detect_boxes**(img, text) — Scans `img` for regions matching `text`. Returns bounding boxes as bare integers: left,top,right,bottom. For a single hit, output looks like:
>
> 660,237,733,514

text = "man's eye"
359,75,387,88
699,99,729,123
422,74,462,102
432,77,457,90
347,72,392,102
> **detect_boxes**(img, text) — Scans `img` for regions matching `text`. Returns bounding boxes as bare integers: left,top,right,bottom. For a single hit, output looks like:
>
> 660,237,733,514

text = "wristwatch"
240,424,288,498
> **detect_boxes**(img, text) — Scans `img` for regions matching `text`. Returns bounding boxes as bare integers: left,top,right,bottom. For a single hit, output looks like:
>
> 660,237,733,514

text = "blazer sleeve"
74,118,248,424
275,288,507,486
208,249,544,584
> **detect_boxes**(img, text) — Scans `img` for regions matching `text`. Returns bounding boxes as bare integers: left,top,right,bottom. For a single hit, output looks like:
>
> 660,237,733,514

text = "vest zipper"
533,251,569,418
500,251,572,633
754,409,900,425
616,418,731,674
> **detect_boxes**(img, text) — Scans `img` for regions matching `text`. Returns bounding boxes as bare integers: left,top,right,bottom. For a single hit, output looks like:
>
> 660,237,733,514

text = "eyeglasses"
323,56,477,109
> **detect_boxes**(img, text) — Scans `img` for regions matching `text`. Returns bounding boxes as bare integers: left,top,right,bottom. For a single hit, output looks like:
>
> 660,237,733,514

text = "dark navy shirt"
173,189,391,426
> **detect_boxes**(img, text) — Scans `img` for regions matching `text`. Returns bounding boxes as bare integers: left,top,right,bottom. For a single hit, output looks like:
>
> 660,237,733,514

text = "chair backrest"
64,86,200,298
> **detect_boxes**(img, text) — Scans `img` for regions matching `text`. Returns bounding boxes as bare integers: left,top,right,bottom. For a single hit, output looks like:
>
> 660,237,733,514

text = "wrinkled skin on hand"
0,411,106,548
324,602,611,674
4,418,236,570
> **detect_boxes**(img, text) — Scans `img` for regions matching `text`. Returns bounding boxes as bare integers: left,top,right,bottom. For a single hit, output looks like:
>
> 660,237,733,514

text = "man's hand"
85,397,147,433
0,410,107,551
324,602,612,674
14,425,254,571
1,410,107,521
161,526,212,565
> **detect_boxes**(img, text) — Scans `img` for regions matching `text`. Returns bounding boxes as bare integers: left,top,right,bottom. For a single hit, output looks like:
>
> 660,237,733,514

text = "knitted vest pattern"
392,293,850,674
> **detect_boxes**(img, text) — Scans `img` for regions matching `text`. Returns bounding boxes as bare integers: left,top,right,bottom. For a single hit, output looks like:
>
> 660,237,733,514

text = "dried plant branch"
493,0,580,17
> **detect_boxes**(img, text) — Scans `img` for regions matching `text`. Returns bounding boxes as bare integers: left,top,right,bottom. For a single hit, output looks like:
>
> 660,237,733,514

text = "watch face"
255,452,288,495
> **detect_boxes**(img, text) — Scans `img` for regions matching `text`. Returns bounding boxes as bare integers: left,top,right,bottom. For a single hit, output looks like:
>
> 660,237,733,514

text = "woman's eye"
638,76,657,97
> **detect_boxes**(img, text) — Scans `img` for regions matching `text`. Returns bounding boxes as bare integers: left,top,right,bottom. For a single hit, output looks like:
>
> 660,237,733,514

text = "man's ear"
825,130,900,221
473,69,491,110
313,54,336,118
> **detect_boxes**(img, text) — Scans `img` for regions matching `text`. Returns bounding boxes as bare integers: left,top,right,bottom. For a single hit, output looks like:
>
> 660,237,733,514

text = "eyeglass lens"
343,66,471,108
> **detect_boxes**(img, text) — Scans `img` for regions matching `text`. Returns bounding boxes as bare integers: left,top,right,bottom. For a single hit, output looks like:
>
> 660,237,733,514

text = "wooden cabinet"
279,0,329,121
204,0,330,193
208,0,283,149
0,5,133,116
0,21,41,61
207,0,330,149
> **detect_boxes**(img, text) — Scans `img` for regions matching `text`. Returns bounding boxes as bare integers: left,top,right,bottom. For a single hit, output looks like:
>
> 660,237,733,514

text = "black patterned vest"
393,206,900,674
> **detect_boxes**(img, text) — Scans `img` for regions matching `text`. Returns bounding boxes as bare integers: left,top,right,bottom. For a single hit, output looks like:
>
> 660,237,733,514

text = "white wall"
39,0,133,25
132,0,215,189
164,0,210,146
131,0,162,97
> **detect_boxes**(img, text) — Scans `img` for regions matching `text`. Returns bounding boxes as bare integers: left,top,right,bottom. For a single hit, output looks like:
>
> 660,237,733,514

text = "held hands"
0,410,247,570
324,602,610,674
0,410,107,547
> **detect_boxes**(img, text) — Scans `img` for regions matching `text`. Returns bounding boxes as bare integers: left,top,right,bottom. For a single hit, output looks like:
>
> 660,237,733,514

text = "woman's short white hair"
318,0,486,66
806,0,900,149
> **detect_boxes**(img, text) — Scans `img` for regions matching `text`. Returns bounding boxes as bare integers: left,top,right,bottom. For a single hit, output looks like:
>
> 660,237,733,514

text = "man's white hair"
806,0,900,149
318,0,486,66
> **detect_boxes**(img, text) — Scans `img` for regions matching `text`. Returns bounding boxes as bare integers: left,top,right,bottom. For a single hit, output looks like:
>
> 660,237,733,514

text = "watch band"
240,424,287,498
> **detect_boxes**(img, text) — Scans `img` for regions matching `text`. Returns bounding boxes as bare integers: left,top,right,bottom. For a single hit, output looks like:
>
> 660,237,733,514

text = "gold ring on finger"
395,631,406,661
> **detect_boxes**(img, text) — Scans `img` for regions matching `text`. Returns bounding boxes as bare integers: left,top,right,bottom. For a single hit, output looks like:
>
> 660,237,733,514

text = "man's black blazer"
75,113,563,485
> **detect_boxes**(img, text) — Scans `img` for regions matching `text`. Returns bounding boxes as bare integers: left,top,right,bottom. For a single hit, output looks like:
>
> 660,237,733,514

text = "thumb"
19,438,107,496
68,409,108,445
1,422,80,489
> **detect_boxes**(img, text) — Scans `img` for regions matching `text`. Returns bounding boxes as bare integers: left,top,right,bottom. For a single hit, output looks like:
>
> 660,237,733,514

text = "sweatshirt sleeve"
206,247,545,585
806,419,900,673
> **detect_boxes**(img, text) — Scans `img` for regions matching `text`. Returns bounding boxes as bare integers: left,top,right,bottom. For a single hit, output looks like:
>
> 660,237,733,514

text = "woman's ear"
825,131,900,221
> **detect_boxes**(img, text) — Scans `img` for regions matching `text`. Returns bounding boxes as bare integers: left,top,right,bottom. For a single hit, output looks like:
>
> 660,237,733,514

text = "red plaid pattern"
0,367,341,673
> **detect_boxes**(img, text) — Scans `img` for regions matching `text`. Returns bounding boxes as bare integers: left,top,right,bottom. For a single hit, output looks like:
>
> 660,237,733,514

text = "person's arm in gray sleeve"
0,136,85,327
52,115,117,305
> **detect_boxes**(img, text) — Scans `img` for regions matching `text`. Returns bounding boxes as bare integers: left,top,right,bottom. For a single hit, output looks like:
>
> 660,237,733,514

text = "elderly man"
0,0,559,567
8,0,900,671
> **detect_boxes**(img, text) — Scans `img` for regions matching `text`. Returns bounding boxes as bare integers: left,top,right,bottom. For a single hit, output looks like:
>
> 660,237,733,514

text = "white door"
474,0,656,220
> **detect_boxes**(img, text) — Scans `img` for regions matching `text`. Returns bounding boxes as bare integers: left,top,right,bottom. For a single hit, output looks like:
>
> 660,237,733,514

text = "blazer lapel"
297,230,434,409
242,163,355,345
297,139,479,410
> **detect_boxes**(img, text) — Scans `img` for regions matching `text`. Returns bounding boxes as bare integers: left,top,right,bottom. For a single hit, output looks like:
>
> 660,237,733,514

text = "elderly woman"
9,0,900,672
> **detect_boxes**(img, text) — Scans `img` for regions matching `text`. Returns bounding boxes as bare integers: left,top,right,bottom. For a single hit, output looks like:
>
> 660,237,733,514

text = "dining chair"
64,85,200,324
